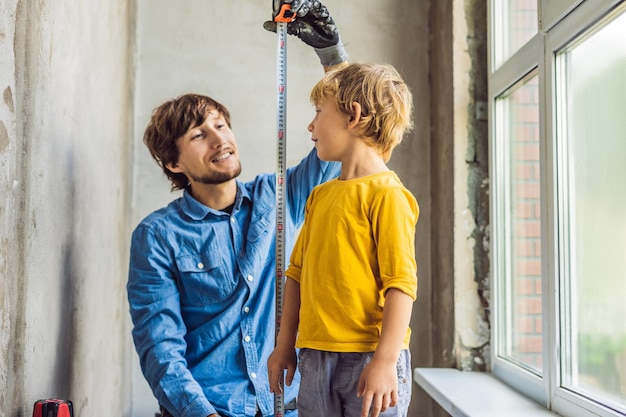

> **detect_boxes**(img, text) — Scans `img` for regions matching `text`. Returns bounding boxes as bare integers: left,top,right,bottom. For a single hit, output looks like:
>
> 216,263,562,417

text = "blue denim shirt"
128,149,339,417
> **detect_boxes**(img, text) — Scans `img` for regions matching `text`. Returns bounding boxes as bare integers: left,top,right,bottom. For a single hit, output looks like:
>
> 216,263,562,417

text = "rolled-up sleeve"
372,187,419,304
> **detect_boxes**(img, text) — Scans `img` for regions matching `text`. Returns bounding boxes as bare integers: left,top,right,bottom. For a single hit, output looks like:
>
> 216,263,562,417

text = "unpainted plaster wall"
452,0,490,372
0,0,488,416
0,1,134,416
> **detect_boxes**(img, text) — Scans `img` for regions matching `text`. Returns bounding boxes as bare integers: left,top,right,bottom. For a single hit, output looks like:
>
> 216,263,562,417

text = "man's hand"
264,0,348,67
265,0,339,49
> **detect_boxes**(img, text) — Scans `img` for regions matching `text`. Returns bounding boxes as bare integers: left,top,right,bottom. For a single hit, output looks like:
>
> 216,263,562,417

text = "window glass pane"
493,0,538,68
558,7,626,411
496,73,543,374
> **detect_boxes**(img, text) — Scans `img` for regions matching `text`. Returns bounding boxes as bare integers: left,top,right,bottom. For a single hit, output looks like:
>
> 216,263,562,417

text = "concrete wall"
0,0,487,416
452,0,490,372
0,1,134,416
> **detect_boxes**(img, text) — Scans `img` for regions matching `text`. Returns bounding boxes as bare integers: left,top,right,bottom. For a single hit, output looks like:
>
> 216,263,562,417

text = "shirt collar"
181,181,252,220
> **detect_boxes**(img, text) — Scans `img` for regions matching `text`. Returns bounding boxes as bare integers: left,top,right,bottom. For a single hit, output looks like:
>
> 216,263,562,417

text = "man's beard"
190,163,242,185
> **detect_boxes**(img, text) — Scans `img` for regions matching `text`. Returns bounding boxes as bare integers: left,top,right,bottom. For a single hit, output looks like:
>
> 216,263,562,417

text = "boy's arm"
267,277,301,393
373,288,414,366
358,288,414,417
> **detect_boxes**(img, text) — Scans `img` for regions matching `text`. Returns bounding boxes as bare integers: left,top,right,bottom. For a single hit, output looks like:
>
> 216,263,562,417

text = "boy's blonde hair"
310,63,414,162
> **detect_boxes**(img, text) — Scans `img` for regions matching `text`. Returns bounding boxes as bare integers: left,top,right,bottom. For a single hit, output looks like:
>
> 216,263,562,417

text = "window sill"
413,368,560,417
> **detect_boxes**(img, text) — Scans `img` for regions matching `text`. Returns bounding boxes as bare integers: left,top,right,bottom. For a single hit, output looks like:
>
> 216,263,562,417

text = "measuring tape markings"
273,4,296,414
274,15,289,417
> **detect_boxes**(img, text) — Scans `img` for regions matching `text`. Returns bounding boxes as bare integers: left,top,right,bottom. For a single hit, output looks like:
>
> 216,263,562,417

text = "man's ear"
166,161,182,173
348,102,362,129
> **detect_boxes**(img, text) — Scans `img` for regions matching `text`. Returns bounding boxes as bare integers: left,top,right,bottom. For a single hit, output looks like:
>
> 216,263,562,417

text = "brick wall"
509,70,542,370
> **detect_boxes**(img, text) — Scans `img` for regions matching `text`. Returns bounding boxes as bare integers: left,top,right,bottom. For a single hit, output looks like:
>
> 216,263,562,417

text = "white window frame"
489,1,626,416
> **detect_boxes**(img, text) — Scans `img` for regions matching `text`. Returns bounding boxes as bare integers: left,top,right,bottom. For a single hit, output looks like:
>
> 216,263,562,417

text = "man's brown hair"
143,93,231,191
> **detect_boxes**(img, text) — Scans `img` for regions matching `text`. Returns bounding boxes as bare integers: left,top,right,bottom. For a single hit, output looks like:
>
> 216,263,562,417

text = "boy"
267,63,419,417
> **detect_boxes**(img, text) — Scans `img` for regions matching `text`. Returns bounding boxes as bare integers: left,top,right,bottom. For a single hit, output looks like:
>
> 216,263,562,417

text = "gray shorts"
296,349,412,417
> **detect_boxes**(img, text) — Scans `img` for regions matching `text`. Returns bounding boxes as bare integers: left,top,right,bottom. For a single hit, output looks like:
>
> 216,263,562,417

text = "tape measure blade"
274,20,287,417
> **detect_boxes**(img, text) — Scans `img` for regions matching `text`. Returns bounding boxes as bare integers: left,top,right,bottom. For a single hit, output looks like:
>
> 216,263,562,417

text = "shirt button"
230,217,235,223
244,335,251,342
243,306,250,314
251,372,257,379
197,262,204,269
247,275,254,282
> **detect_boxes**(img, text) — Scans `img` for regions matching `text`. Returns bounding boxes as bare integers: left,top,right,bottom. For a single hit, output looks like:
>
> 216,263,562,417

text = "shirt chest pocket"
175,253,235,306
247,206,273,264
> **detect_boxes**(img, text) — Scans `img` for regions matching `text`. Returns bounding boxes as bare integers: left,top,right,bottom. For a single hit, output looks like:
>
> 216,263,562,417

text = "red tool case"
32,399,73,417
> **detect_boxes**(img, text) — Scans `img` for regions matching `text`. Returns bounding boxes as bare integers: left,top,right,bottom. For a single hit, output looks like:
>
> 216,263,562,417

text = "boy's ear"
348,102,362,128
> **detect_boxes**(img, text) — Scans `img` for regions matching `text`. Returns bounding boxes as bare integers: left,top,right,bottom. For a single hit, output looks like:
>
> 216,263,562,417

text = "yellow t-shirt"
286,170,419,352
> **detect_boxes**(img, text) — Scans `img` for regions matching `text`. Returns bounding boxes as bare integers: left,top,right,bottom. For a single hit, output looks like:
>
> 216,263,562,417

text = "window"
490,1,626,416
494,72,543,375
492,0,539,68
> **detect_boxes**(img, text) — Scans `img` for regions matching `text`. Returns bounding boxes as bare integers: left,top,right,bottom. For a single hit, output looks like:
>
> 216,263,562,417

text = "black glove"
264,0,348,67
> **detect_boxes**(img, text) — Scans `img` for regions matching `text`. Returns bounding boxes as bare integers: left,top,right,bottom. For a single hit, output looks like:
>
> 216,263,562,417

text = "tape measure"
273,2,295,416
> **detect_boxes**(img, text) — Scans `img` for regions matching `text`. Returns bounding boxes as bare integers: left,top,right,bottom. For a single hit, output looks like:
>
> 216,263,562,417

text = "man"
127,1,347,417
